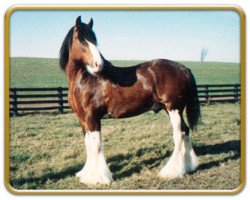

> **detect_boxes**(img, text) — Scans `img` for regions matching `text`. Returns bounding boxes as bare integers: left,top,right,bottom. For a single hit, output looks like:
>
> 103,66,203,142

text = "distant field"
9,57,240,88
9,103,241,191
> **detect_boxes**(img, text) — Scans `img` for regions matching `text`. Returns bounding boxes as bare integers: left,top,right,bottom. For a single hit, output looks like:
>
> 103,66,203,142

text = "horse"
59,16,201,185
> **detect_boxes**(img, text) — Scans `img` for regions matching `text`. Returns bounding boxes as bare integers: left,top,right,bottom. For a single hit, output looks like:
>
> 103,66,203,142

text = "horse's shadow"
194,140,240,172
10,140,240,187
107,149,170,180
108,139,240,180
10,164,83,188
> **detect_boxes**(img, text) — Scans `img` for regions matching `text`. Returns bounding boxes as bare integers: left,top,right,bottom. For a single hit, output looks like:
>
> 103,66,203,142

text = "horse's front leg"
76,116,113,185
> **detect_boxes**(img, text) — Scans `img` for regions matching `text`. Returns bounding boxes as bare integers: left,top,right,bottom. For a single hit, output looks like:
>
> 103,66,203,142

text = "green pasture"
9,57,240,88
9,103,241,191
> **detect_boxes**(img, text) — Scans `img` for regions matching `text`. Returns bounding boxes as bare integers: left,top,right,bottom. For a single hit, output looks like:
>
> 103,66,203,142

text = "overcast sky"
10,10,240,62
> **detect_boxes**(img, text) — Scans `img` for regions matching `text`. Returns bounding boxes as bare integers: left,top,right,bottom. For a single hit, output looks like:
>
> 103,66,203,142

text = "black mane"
59,27,74,71
101,60,138,87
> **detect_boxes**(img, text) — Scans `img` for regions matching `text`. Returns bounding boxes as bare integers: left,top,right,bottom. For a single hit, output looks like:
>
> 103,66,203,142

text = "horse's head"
71,16,104,75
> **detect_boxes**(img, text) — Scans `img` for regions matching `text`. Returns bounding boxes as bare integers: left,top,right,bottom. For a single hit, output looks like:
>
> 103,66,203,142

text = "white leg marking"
160,109,199,179
182,135,199,173
76,131,113,185
86,40,104,75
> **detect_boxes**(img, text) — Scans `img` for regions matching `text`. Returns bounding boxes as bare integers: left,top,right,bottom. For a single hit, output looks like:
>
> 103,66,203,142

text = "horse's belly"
106,93,154,118
108,104,151,118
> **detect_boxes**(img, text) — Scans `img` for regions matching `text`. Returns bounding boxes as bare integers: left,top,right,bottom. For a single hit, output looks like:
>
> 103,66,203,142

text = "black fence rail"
197,84,240,104
9,87,69,116
9,84,241,116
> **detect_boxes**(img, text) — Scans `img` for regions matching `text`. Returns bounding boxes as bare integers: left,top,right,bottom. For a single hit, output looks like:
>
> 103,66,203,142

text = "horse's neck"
65,58,85,82
65,56,135,87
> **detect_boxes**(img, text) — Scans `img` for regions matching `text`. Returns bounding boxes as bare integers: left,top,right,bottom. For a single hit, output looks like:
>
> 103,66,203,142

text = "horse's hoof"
78,175,113,185
159,167,184,179
79,176,112,185
76,168,113,185
159,152,186,179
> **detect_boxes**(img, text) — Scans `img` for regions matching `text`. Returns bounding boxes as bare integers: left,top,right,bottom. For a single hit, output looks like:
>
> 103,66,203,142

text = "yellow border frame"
4,5,246,195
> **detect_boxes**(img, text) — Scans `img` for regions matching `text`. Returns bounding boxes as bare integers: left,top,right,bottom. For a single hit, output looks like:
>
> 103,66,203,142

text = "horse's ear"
76,16,82,29
74,16,82,39
88,18,93,29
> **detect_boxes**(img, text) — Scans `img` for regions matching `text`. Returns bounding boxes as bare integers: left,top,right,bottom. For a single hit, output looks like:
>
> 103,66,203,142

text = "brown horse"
59,16,200,185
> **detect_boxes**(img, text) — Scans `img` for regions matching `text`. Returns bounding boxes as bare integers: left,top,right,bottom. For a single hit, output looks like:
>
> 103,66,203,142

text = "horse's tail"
186,70,201,131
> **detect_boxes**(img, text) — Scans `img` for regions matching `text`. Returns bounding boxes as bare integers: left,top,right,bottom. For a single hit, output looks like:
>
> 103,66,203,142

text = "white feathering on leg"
76,131,113,185
183,135,199,173
160,110,199,179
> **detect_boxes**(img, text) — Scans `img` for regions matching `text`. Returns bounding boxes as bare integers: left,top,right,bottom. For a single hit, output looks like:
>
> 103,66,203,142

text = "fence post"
205,85,209,104
58,87,64,114
12,88,18,116
234,84,238,103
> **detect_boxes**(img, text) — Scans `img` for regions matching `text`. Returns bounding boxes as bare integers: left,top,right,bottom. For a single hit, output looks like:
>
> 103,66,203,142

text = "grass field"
8,57,242,192
9,57,240,88
9,103,241,191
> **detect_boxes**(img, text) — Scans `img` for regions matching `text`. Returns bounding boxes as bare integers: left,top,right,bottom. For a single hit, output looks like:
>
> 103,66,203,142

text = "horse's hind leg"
160,108,198,179
180,114,199,173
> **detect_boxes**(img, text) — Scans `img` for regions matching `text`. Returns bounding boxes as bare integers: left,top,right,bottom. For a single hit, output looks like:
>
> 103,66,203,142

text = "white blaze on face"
86,40,104,75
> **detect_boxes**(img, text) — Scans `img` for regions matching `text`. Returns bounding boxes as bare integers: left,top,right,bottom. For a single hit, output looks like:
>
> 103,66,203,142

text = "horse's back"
142,59,190,77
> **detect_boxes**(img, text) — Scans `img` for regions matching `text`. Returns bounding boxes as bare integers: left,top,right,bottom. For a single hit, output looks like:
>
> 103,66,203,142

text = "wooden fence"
9,84,241,116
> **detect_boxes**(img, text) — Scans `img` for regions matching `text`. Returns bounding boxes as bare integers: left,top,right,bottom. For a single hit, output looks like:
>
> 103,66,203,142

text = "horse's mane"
59,27,74,71
101,60,138,87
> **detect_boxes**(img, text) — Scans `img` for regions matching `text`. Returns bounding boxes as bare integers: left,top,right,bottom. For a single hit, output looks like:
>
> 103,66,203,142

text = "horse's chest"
68,82,103,116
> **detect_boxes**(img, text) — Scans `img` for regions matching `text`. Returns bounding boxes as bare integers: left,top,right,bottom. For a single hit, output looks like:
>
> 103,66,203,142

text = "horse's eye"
80,46,86,52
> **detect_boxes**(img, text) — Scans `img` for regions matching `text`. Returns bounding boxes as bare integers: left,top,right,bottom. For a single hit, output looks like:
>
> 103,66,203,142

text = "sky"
10,10,240,62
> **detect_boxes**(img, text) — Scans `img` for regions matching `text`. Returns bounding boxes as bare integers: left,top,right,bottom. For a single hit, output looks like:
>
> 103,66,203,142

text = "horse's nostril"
95,62,98,67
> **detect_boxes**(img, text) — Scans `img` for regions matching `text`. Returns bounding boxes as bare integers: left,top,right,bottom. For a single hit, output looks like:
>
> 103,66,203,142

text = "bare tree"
200,48,208,62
